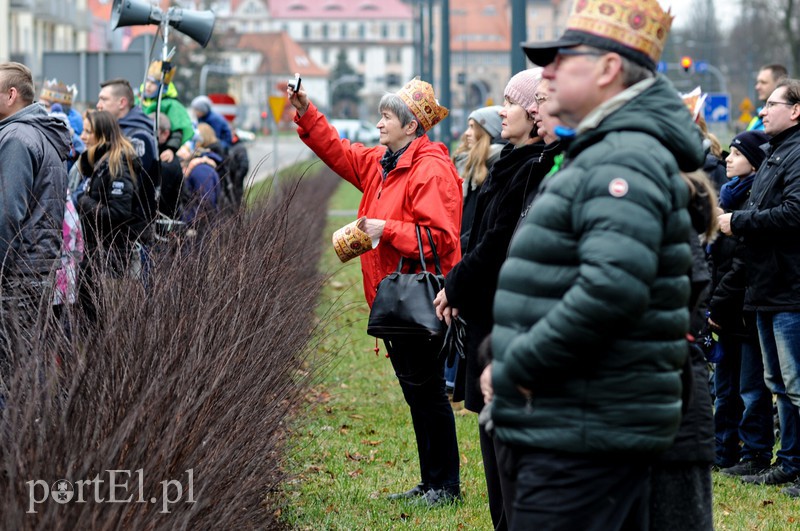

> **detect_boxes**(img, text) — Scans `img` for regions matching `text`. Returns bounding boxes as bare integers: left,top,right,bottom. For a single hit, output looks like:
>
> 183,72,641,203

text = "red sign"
207,93,237,123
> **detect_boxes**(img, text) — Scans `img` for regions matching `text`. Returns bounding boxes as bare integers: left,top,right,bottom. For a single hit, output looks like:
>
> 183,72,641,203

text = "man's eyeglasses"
765,100,797,109
552,48,608,67
534,93,548,105
556,48,609,58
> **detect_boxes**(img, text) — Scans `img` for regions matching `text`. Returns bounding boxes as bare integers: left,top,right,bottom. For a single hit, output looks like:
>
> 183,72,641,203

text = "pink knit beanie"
503,68,543,115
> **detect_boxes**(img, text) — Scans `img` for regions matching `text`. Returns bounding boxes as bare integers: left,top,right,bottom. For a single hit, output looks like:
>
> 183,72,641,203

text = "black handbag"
367,225,446,340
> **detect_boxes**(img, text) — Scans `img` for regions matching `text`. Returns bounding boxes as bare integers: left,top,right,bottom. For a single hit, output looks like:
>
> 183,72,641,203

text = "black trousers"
385,336,460,490
479,422,507,530
495,440,650,531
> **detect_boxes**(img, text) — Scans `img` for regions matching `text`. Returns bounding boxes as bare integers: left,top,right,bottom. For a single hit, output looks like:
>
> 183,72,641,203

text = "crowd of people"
0,60,251,355
288,0,800,528
5,0,800,526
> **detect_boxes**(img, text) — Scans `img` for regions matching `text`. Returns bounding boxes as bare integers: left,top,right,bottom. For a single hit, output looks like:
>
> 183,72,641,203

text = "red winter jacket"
295,102,462,307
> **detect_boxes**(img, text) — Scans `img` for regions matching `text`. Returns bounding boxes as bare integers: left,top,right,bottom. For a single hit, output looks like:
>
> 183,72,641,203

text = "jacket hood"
119,106,156,136
572,76,705,173
141,81,179,104
0,103,72,161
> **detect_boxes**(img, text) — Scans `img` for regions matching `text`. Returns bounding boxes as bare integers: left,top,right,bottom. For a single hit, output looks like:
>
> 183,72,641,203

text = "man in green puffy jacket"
480,0,706,529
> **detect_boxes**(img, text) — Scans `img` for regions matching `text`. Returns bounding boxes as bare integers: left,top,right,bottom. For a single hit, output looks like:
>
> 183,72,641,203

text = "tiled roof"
237,32,328,77
268,0,411,20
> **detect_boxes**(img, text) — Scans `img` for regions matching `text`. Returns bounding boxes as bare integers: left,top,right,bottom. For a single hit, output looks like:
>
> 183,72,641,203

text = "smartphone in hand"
288,73,302,92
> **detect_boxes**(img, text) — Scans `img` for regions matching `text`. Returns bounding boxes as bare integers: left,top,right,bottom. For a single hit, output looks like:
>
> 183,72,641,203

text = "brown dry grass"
0,166,337,529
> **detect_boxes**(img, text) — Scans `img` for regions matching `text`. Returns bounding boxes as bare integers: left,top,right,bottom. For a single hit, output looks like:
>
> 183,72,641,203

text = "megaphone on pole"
111,0,217,48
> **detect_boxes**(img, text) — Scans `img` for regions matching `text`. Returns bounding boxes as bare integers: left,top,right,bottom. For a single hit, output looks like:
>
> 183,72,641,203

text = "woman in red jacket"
289,78,463,507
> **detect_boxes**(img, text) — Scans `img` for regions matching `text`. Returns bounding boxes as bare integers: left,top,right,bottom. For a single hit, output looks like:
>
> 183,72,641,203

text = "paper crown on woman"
147,60,176,85
681,86,708,123
396,77,449,132
40,79,77,105
522,0,673,71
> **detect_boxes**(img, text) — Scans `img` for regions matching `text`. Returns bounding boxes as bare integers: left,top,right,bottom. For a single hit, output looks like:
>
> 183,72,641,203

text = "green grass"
245,159,326,205
282,177,800,530
280,179,491,530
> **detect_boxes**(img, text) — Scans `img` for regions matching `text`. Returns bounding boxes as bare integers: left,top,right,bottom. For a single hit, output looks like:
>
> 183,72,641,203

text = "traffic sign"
657,61,668,74
694,61,709,74
268,95,288,124
704,92,730,123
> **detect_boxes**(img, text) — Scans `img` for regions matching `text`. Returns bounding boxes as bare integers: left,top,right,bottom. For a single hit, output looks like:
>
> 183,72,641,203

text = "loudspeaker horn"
166,7,217,48
110,0,217,48
111,0,161,29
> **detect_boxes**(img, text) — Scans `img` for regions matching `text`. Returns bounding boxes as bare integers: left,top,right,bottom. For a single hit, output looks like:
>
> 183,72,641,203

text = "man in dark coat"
719,78,800,496
153,113,185,220
482,0,705,528
97,78,159,238
0,61,70,378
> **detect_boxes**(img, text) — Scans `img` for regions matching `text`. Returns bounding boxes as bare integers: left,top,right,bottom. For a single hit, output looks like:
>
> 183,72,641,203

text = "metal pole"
511,0,527,74
440,0,451,143
462,35,468,131
427,0,434,80
418,1,426,77
704,63,727,94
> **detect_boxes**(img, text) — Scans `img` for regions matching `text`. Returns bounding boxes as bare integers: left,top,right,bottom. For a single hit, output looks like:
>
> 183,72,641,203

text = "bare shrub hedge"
0,167,338,529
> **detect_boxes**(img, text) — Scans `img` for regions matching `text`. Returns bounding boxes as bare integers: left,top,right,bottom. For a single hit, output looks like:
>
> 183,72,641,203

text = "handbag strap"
395,225,443,275
423,226,443,276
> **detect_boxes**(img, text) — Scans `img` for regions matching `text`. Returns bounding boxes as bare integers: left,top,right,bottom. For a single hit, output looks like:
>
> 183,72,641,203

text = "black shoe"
721,459,772,477
417,487,462,507
387,483,426,500
781,478,800,498
782,480,800,498
741,465,800,485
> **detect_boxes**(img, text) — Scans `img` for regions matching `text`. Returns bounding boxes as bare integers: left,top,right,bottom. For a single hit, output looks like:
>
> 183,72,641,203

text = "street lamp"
329,74,362,115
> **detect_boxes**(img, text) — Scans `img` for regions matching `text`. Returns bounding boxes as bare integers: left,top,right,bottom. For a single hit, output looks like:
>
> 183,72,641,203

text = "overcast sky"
660,0,723,29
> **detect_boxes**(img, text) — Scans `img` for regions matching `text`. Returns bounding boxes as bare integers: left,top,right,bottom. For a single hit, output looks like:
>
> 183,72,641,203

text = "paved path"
244,135,315,186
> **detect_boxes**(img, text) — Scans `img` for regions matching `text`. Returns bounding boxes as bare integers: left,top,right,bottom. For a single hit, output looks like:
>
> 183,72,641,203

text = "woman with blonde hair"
76,109,141,263
73,110,142,321
453,106,504,250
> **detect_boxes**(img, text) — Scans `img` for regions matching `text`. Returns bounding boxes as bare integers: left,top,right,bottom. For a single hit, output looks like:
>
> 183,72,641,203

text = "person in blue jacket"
190,95,233,150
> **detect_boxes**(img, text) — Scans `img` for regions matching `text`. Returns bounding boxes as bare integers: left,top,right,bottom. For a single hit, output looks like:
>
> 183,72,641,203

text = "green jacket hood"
571,76,705,173
141,82,179,106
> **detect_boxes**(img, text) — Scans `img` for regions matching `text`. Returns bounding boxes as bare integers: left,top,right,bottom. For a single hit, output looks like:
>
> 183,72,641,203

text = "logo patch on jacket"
111,181,124,195
608,178,629,198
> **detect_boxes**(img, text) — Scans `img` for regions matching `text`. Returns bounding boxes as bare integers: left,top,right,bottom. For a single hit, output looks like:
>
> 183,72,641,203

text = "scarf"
718,173,755,211
379,143,410,180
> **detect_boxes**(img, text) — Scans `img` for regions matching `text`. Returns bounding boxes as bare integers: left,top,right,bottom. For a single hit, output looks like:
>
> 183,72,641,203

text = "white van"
329,119,381,144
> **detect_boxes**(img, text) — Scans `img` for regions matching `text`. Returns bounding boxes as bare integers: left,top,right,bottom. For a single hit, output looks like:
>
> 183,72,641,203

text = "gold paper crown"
567,0,673,67
40,79,76,105
396,77,449,132
332,217,373,263
147,61,176,85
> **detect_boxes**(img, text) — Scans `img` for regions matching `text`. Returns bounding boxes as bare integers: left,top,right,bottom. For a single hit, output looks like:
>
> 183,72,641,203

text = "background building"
5,0,90,76
216,0,414,120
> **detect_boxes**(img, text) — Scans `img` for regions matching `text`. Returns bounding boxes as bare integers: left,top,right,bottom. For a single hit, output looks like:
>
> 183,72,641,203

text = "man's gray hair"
378,93,425,138
619,56,654,87
154,112,172,133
